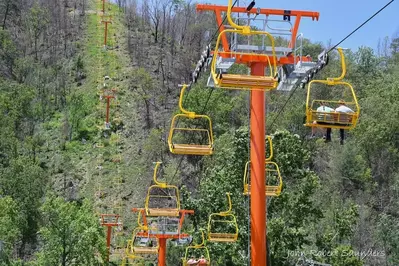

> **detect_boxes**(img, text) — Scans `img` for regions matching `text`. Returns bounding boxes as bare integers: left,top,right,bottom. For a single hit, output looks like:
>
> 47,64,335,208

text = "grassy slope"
43,0,156,261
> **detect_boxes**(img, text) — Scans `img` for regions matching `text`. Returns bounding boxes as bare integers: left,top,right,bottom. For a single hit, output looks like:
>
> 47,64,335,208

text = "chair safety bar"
207,193,238,242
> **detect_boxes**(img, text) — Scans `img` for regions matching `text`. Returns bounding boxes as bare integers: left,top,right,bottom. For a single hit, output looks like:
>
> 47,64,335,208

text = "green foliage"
267,131,323,265
32,195,106,265
0,28,18,75
0,197,21,264
377,213,399,265
0,157,46,246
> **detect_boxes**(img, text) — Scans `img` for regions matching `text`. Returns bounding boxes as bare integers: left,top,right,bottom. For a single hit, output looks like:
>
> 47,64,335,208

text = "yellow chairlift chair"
182,231,211,266
304,47,360,130
120,240,147,266
211,29,278,91
207,193,238,242
145,162,181,217
210,0,278,91
131,226,159,255
168,84,214,155
244,160,283,197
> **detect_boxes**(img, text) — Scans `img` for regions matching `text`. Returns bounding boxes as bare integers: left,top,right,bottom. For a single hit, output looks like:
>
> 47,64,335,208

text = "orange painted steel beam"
250,63,267,266
101,93,115,124
196,4,319,52
196,4,319,20
101,18,112,46
100,214,121,262
158,238,167,266
215,10,230,52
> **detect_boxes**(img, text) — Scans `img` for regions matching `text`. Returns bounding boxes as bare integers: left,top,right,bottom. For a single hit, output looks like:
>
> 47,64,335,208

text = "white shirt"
316,106,334,112
335,105,354,113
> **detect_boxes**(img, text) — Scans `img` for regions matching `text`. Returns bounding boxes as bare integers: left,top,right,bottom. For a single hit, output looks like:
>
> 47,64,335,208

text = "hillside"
1,0,399,266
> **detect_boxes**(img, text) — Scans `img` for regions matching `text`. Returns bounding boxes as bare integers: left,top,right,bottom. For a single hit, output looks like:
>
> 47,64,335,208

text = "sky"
197,0,399,52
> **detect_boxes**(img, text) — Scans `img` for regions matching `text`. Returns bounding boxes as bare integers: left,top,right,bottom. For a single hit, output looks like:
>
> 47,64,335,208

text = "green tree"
0,29,18,76
0,197,21,264
33,195,106,266
25,2,49,61
377,213,399,265
0,157,46,256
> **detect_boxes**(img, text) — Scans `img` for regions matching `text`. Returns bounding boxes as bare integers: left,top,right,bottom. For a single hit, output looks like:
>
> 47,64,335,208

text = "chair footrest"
133,247,158,254
171,144,213,155
147,208,180,217
208,233,237,242
219,74,278,89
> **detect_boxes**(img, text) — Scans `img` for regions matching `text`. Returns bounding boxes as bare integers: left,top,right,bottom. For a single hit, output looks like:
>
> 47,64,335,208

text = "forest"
0,0,398,265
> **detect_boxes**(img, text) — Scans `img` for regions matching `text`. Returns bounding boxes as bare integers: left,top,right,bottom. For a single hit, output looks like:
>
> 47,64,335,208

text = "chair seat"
171,144,213,155
184,262,210,266
208,233,237,242
218,74,278,90
147,208,180,217
244,185,282,196
133,247,158,254
265,185,282,196
306,111,356,129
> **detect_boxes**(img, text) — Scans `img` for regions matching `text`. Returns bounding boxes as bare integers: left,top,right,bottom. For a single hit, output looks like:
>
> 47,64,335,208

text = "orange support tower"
196,4,319,65
132,208,194,266
100,214,122,262
100,89,115,129
196,2,320,266
101,16,112,47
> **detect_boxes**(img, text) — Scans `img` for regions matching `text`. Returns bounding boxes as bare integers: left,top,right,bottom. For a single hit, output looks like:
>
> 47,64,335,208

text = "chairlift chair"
131,227,159,255
209,0,278,91
207,193,238,242
121,240,148,266
168,84,214,155
145,162,181,217
304,48,360,130
244,161,283,197
182,231,211,266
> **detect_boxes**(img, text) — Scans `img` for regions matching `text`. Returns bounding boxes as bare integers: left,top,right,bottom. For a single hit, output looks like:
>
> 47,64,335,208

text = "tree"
0,197,21,264
0,157,46,257
25,2,49,61
33,195,106,266
0,29,19,77
0,0,19,30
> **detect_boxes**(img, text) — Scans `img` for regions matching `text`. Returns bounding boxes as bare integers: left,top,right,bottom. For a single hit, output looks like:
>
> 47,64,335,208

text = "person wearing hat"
187,256,198,265
335,100,354,145
313,101,334,142
198,255,208,265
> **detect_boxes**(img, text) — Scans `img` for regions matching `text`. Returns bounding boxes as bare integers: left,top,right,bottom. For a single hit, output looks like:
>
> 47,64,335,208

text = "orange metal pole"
215,10,230,52
106,96,110,123
104,22,108,46
250,62,266,266
106,226,112,262
158,238,167,266
196,4,319,20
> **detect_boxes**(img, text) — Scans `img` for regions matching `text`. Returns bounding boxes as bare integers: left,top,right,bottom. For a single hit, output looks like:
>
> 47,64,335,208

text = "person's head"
339,99,346,106
319,101,325,106
201,255,204,259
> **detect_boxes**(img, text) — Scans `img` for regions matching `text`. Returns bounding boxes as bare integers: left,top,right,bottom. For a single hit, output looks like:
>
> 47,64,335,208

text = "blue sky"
197,0,399,52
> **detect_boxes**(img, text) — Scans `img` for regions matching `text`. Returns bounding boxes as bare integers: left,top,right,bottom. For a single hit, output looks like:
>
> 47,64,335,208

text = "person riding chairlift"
335,100,354,145
187,256,198,265
198,255,208,265
312,101,334,142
